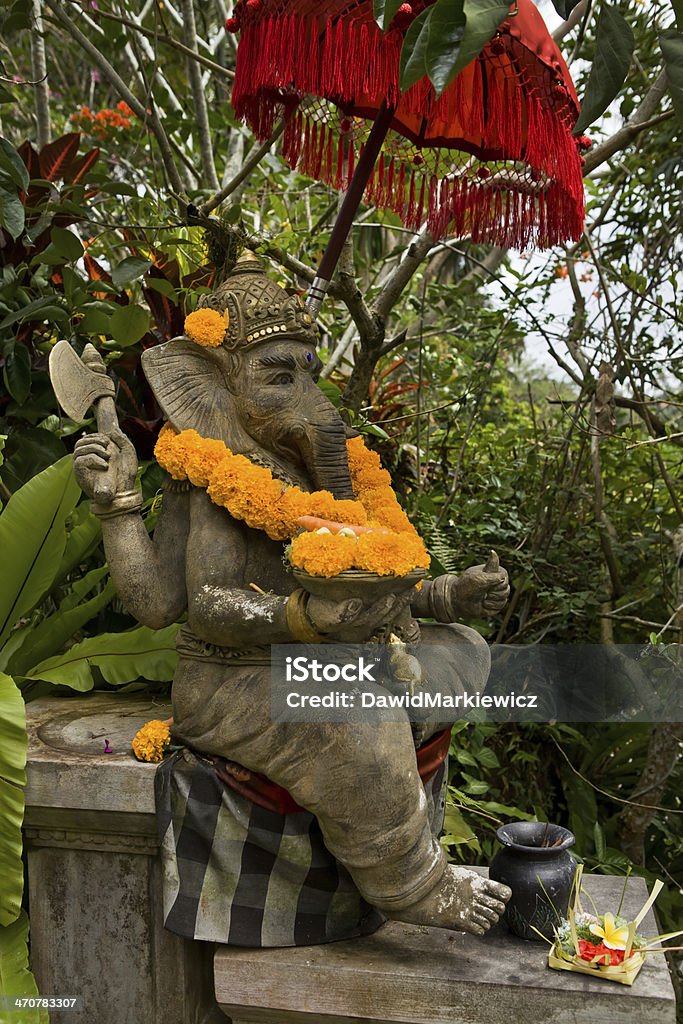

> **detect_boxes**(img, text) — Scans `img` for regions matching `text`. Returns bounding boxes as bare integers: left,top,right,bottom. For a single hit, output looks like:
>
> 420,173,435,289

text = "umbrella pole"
306,101,396,318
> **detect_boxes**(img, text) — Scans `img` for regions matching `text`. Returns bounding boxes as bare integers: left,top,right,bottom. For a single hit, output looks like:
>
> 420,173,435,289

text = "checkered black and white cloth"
155,748,447,947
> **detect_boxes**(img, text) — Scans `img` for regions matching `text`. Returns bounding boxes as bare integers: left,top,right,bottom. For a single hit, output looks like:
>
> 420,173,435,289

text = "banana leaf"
27,624,179,690
4,568,115,679
0,673,26,926
0,457,80,648
0,912,46,1023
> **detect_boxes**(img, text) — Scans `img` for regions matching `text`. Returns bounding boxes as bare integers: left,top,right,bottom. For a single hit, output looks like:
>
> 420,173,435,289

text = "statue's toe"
382,864,511,936
479,892,509,917
474,902,500,924
486,879,512,903
472,912,494,932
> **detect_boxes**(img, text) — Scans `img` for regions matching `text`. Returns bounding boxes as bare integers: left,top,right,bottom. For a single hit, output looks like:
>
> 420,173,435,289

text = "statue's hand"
449,550,510,619
73,428,138,500
306,593,409,643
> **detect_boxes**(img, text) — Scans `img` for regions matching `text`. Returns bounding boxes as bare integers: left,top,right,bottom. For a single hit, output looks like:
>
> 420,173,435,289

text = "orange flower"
184,308,229,348
355,531,430,576
289,531,357,576
71,104,135,136
131,719,171,762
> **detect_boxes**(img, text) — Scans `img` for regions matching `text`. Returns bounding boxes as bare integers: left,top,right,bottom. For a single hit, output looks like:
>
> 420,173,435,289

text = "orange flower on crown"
184,308,229,348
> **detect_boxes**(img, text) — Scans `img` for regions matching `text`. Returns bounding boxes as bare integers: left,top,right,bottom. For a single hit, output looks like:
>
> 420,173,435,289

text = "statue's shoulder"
185,487,261,542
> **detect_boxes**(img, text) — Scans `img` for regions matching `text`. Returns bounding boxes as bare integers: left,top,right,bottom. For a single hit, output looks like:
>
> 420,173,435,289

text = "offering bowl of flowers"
289,513,427,602
547,865,682,986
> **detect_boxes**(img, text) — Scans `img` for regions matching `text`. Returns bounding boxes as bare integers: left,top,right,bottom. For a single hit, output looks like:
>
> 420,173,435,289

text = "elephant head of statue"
141,252,355,498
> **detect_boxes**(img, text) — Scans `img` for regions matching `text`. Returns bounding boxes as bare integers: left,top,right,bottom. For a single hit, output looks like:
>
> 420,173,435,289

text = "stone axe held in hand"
49,340,120,505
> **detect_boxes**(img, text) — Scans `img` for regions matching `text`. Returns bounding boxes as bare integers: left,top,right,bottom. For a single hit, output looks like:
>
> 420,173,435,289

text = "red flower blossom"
577,940,627,966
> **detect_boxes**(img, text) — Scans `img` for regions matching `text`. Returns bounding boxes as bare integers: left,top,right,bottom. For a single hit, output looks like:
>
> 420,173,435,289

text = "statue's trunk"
300,389,355,501
307,423,355,500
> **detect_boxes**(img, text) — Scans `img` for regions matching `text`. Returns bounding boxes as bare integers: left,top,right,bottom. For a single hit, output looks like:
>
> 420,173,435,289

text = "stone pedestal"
24,696,224,1024
214,873,676,1024
25,697,678,1024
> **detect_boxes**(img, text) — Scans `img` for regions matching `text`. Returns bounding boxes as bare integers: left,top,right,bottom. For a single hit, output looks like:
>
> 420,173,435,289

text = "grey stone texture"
216,872,676,1024
24,695,224,1024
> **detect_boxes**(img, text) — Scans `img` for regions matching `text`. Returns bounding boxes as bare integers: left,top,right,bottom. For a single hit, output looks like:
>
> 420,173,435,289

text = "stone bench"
215,872,676,1024
25,696,677,1024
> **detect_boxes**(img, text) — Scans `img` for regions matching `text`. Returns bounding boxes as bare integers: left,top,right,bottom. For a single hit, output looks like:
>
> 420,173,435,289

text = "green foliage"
444,0,511,84
0,456,178,691
549,0,583,19
444,721,683,932
27,624,179,691
390,0,520,96
0,913,46,1024
373,0,406,31
0,137,26,241
574,5,635,134
0,447,177,1010
0,133,193,490
423,1,467,97
399,10,434,92
0,457,80,649
660,28,683,125
0,672,26,926
0,669,40,1019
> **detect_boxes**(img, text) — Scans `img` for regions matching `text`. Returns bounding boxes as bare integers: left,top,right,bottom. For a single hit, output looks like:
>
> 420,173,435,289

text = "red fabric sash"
214,727,451,817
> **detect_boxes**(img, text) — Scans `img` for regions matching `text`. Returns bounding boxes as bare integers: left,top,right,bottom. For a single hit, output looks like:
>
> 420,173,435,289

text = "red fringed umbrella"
227,0,586,312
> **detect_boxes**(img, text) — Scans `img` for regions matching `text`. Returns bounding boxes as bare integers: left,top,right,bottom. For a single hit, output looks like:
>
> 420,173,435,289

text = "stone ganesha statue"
71,251,511,944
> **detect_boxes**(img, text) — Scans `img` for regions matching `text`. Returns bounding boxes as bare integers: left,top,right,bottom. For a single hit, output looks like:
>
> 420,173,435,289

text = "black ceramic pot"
489,821,576,941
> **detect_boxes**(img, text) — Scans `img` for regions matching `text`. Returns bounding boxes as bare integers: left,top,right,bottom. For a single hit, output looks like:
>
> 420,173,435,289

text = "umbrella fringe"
279,104,584,246
231,9,585,248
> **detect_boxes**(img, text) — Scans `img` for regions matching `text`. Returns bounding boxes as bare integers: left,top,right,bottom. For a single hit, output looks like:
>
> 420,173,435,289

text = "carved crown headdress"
198,250,318,350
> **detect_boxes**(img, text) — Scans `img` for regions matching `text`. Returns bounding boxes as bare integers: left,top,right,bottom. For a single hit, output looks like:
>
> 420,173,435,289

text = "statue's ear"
142,339,245,446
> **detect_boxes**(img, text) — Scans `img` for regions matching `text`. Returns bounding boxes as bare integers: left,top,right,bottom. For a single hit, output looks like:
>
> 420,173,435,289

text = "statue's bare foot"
386,865,511,936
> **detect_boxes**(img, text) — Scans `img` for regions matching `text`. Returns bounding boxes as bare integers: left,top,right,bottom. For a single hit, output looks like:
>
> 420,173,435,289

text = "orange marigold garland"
154,425,429,577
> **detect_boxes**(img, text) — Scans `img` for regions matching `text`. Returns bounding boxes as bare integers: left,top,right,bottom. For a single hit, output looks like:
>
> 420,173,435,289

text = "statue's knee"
418,622,491,691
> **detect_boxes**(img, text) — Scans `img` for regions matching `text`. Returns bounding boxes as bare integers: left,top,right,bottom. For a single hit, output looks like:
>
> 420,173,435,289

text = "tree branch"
456,244,506,290
583,71,671,175
617,722,683,863
119,5,183,115
372,227,434,319
180,0,220,189
614,396,683,447
552,0,590,43
335,193,377,341
240,231,344,300
199,121,286,216
29,0,51,148
44,0,185,196
87,5,234,81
